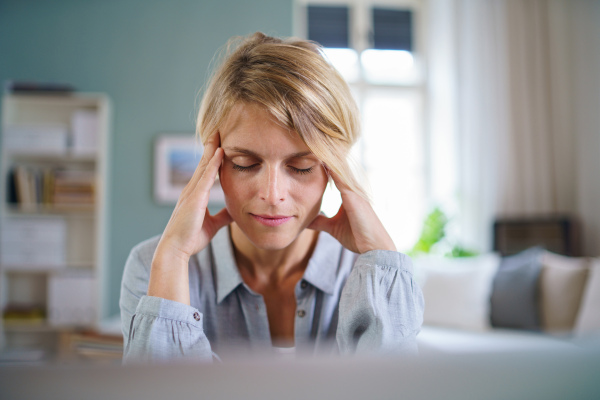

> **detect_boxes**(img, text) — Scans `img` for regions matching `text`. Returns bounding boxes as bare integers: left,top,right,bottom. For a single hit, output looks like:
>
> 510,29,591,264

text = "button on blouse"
120,226,424,363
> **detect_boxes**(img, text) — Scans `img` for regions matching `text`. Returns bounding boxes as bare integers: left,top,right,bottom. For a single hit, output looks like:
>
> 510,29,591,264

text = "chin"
248,233,297,250
237,221,303,250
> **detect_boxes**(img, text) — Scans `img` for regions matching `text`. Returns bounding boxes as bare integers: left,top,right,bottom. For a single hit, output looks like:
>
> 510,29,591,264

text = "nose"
259,166,286,205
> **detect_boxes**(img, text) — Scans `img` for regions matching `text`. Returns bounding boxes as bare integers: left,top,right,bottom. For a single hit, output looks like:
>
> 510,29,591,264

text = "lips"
250,214,293,227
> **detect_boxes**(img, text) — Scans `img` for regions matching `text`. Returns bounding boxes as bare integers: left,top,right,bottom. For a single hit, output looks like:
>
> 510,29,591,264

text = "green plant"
408,207,478,258
408,207,447,256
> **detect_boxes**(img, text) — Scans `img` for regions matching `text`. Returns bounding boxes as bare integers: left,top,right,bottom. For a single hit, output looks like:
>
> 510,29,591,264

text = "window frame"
295,0,431,251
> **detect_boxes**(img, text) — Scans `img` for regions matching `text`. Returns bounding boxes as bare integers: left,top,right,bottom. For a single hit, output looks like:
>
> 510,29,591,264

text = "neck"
230,223,318,285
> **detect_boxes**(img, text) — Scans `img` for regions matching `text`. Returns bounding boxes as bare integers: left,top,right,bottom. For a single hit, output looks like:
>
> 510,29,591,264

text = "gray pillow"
490,247,544,331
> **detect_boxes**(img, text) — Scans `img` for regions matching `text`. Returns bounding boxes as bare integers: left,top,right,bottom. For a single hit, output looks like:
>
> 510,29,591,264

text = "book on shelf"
2,303,46,324
58,330,123,364
53,169,95,205
6,165,95,209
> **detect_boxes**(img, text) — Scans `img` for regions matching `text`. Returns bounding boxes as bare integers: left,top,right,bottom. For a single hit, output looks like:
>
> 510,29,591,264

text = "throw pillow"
415,253,500,332
573,258,600,336
539,251,589,333
490,247,544,331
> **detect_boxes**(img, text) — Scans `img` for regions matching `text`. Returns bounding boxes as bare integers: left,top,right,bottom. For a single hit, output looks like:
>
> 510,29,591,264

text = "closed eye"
232,163,259,172
232,163,314,175
289,166,314,175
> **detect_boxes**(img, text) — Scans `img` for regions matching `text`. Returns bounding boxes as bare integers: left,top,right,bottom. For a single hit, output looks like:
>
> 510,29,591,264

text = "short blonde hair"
196,32,366,198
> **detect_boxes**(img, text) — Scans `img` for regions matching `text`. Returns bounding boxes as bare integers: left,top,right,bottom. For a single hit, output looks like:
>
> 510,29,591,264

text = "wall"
0,0,293,318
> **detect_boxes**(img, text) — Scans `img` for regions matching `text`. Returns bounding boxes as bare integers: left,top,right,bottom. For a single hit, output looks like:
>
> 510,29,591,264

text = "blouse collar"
209,225,342,304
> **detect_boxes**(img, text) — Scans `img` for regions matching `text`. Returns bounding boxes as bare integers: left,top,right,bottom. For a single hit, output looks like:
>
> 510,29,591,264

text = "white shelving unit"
0,93,112,360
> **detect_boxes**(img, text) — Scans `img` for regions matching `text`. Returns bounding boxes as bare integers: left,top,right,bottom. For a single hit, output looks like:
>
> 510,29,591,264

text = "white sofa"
412,251,600,354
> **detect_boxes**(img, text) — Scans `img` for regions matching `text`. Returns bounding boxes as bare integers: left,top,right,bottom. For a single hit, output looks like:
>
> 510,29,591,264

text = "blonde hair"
196,32,366,198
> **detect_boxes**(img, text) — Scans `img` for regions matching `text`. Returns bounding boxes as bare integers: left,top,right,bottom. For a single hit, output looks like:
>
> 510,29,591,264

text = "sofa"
412,248,600,354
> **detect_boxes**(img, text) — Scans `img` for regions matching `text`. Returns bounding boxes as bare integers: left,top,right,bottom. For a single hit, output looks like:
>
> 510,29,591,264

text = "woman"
120,32,423,363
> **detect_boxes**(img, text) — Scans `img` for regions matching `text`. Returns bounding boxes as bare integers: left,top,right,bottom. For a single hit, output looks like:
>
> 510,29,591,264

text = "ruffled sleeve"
120,239,213,364
123,296,213,364
336,250,424,355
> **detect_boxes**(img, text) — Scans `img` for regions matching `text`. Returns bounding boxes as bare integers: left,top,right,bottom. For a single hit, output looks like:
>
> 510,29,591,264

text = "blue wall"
0,0,294,317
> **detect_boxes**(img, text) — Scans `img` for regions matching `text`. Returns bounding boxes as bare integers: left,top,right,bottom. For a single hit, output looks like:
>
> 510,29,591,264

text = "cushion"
539,251,589,333
414,253,500,332
573,258,600,336
490,247,544,331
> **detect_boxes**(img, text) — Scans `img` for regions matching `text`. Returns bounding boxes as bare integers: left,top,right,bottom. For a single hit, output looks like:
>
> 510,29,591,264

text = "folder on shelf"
0,217,67,269
70,110,98,156
3,124,69,155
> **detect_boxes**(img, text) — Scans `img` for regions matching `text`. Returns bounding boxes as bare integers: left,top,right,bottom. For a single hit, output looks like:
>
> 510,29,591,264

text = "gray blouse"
120,226,424,363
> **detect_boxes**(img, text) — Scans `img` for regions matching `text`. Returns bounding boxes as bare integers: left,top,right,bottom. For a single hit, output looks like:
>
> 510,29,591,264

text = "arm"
120,240,213,363
336,250,424,354
120,133,231,363
309,169,424,354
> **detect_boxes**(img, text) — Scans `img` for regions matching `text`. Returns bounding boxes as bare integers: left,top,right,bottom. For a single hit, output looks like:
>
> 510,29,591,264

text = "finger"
327,167,352,193
307,213,331,233
181,133,220,197
197,133,220,171
210,207,233,231
195,147,225,195
203,131,220,156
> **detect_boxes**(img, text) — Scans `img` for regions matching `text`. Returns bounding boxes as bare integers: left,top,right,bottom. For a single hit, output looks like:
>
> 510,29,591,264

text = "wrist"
154,240,192,265
148,246,191,305
359,237,396,254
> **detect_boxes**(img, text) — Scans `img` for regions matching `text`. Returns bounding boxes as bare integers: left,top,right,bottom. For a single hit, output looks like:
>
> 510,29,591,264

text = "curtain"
427,0,600,255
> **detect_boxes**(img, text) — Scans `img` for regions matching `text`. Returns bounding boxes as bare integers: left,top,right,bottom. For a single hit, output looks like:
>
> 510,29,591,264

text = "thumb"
211,207,233,231
308,213,333,234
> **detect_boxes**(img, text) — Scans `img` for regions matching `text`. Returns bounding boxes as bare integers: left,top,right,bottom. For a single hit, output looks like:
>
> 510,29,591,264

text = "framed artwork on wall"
153,134,224,205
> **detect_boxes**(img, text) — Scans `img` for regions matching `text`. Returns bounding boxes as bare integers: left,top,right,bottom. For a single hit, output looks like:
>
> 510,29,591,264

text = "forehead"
220,102,311,154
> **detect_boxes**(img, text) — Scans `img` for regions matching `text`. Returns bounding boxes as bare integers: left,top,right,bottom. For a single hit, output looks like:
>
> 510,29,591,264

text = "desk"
1,347,599,399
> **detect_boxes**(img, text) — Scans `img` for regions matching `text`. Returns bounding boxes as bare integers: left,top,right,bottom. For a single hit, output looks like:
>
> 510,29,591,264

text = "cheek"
292,175,328,212
219,169,247,211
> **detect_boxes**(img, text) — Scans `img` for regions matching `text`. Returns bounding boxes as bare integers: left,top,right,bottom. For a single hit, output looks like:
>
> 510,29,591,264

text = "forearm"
147,246,191,306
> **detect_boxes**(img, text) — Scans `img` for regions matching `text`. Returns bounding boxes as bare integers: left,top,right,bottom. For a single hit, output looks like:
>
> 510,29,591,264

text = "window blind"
372,8,413,51
307,5,349,48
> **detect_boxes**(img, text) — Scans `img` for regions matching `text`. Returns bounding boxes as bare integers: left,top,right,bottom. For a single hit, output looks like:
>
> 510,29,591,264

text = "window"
298,0,427,252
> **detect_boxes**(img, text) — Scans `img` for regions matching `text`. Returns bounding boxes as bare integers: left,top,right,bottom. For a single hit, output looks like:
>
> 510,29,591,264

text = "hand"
156,133,233,261
308,169,396,254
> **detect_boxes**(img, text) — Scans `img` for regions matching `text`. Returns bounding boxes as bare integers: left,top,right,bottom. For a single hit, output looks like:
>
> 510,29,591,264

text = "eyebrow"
222,147,314,160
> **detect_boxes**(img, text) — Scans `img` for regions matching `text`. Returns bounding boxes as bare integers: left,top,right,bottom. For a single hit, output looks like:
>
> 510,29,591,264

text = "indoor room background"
0,0,599,365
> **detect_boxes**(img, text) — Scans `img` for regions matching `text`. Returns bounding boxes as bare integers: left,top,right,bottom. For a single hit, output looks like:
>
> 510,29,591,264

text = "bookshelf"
0,92,112,363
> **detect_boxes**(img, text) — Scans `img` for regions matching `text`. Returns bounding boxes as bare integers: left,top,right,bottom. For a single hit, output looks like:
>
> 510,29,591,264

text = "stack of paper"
0,217,66,269
47,270,96,327
3,124,68,155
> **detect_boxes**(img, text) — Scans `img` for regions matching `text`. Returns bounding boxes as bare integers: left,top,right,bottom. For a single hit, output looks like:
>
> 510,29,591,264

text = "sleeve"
119,242,213,364
336,250,424,355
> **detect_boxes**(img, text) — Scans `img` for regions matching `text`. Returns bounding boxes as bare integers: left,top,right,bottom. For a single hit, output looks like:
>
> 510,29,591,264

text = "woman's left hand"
308,169,396,254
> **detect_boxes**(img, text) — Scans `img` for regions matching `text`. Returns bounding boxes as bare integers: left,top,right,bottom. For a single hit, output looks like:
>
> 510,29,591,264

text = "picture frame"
153,134,225,205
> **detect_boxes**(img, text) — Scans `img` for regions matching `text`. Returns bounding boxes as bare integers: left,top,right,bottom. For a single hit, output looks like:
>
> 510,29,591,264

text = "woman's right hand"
148,133,232,304
156,133,232,260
